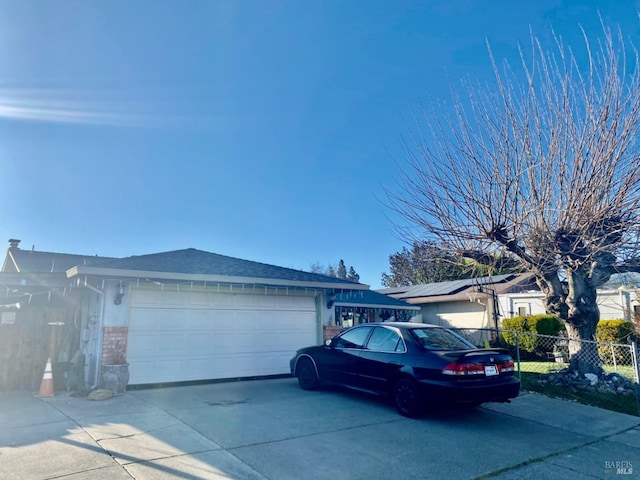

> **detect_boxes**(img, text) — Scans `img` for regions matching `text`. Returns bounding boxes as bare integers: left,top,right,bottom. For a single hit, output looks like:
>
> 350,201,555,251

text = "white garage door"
126,287,317,385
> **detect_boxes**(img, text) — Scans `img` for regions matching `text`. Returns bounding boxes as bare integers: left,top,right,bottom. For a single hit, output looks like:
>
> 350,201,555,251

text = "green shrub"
597,319,635,342
529,314,564,336
501,316,527,332
500,314,564,356
596,320,636,365
501,317,534,352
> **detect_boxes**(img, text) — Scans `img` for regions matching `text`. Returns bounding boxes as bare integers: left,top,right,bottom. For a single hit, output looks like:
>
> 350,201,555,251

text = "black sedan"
290,322,520,417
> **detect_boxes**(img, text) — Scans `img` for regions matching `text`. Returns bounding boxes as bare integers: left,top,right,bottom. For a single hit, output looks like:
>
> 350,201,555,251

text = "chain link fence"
451,327,640,416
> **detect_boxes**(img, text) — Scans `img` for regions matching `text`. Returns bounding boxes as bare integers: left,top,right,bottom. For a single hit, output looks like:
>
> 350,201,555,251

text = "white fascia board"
500,291,545,299
66,265,370,291
334,302,420,310
5,251,20,272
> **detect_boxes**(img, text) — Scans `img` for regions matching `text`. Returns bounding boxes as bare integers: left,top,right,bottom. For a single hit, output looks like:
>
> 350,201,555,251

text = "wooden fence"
0,304,80,391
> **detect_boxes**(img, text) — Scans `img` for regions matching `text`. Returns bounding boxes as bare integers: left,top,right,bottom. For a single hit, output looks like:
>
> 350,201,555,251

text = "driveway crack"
472,428,639,480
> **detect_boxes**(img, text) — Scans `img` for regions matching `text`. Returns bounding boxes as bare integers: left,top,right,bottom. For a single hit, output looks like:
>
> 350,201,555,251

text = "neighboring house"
499,288,637,322
379,274,539,330
333,289,420,327
320,289,420,341
0,239,367,391
380,273,638,330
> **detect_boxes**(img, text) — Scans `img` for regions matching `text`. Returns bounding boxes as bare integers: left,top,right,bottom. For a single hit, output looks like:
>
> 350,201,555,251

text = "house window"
335,306,375,328
334,306,414,327
517,306,528,317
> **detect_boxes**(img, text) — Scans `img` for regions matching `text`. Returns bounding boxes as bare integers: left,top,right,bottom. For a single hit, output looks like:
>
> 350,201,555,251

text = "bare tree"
381,240,521,287
310,260,361,282
347,266,360,283
337,260,347,279
387,22,640,374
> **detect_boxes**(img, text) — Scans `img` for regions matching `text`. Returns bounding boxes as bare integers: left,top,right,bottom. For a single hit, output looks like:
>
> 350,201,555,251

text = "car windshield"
411,328,476,351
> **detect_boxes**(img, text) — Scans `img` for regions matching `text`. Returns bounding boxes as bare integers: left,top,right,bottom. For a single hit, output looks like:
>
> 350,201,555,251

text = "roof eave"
402,292,491,304
67,265,370,290
0,272,70,286
334,302,420,310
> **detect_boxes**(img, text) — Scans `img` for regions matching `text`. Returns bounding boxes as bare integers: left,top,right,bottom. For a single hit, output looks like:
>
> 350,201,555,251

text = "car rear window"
366,327,404,352
411,328,475,351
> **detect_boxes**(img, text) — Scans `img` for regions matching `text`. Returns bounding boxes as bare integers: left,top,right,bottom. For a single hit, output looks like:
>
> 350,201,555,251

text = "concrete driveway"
1,378,639,480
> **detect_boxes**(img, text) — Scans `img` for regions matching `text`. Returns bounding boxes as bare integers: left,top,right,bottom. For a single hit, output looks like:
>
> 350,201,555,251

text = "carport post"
83,282,105,389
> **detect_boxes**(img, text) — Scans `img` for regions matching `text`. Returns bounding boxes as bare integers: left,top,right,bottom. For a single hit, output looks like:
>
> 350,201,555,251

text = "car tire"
392,378,423,417
296,358,319,390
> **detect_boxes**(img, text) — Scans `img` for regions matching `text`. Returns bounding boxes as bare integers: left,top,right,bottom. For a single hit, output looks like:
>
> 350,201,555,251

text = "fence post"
610,344,617,372
515,332,521,379
632,341,640,384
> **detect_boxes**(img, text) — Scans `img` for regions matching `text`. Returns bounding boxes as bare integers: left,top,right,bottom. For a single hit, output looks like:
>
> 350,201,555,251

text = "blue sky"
1,1,639,288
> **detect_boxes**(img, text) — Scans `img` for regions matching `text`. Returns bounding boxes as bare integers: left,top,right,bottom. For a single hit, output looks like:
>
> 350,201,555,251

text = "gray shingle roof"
92,248,361,285
335,289,419,309
5,246,362,287
5,248,115,273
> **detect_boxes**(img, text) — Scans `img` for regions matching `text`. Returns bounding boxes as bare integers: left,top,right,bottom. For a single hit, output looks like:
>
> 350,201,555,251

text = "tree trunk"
564,321,603,375
564,272,603,376
537,270,603,375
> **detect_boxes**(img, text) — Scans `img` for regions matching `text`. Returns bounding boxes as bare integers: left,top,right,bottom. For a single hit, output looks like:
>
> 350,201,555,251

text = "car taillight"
499,361,515,373
442,362,485,376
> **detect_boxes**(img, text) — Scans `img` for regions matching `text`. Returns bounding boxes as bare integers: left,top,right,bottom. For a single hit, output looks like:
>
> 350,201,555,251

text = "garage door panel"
130,359,182,384
206,292,234,307
130,353,298,384
274,331,315,348
160,291,185,306
276,311,316,329
129,332,187,357
131,309,187,331
230,311,260,329
183,310,213,329
186,291,211,307
127,290,317,385
184,332,216,351
131,289,163,306
127,333,160,357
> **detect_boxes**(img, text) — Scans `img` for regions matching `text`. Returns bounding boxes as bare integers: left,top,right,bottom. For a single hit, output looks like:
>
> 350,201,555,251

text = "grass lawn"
517,361,638,380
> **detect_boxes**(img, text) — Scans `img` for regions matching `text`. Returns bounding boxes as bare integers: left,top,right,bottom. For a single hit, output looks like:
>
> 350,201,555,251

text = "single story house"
379,274,538,330
380,273,638,330
0,239,368,391
321,289,420,340
499,288,637,322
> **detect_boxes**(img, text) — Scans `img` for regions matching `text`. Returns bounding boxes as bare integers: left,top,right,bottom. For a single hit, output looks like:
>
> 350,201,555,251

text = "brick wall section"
102,327,128,365
323,325,342,342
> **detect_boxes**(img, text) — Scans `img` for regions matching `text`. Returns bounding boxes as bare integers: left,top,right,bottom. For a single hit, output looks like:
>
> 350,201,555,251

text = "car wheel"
392,378,423,417
296,358,319,390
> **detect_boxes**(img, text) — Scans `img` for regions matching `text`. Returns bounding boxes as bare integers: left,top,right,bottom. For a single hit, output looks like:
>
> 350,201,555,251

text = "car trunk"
439,348,515,380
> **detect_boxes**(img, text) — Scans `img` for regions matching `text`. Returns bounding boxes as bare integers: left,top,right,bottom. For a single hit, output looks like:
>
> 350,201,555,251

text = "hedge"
596,320,636,365
501,317,637,365
501,314,564,354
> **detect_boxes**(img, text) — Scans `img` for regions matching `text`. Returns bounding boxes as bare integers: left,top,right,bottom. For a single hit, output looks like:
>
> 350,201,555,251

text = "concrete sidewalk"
1,379,639,479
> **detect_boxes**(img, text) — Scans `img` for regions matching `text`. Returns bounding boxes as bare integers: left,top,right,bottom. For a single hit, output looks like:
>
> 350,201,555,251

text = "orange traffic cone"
35,358,55,398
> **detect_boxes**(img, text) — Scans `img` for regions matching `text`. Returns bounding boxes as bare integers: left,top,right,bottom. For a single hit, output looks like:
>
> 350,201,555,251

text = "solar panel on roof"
384,274,515,299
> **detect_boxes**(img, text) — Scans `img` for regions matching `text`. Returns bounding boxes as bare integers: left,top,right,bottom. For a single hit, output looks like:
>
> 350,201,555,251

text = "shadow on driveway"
1,378,639,480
